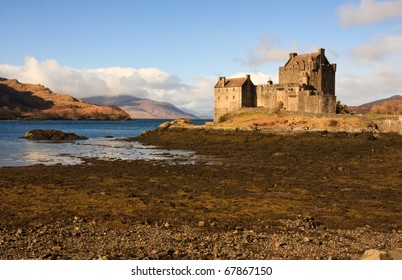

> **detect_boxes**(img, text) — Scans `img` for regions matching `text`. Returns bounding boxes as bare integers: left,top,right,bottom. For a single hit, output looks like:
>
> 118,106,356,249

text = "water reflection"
7,138,196,167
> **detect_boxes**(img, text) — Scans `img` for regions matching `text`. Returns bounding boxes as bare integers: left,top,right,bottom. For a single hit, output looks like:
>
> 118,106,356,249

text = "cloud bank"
243,37,290,67
338,0,402,26
351,34,402,62
0,57,215,117
337,66,402,105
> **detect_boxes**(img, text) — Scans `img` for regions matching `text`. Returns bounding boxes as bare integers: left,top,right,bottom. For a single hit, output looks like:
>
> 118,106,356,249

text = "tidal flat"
0,129,401,259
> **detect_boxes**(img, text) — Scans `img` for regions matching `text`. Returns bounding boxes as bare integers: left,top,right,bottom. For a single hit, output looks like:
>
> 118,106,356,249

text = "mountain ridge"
348,95,401,115
84,95,199,119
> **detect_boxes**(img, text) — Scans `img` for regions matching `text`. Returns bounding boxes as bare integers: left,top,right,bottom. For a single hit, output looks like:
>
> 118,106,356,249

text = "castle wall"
321,64,336,96
256,85,276,108
214,87,243,121
242,80,256,107
297,92,336,114
256,86,336,114
279,61,322,92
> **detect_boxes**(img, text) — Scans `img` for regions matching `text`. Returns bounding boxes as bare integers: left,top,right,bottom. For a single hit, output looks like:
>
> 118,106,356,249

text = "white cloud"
342,32,402,104
0,57,214,117
243,37,290,67
337,66,402,105
338,0,402,27
351,34,402,62
229,72,279,84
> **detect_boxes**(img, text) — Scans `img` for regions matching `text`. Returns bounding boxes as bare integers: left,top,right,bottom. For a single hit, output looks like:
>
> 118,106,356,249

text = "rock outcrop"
0,78,130,120
23,129,88,140
360,249,392,260
158,118,193,129
360,248,402,260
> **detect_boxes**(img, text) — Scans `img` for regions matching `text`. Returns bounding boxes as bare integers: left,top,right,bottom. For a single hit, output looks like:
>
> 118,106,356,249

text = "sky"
1,0,402,117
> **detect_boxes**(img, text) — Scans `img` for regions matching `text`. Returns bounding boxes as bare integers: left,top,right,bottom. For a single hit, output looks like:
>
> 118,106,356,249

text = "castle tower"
279,48,336,96
214,75,255,122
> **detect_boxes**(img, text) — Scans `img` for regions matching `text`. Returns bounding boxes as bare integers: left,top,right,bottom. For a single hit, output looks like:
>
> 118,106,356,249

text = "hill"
84,95,199,119
0,78,130,120
348,95,402,115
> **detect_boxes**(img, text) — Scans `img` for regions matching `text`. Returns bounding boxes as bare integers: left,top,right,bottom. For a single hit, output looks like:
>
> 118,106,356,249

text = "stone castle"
214,48,337,121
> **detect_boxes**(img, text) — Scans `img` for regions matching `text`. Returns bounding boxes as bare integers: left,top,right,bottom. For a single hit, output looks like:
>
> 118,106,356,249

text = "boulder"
173,118,192,126
158,121,172,129
388,248,402,260
23,129,88,140
360,249,392,260
158,118,193,129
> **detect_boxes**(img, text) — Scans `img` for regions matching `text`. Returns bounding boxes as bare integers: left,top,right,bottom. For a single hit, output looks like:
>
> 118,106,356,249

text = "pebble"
0,217,400,260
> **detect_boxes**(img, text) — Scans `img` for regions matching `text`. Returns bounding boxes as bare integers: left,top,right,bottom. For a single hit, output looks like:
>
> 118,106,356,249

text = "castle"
214,48,337,122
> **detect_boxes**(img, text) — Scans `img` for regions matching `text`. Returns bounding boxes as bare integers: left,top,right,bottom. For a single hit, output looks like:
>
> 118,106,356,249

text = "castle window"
233,96,235,99
233,88,235,91
226,89,228,92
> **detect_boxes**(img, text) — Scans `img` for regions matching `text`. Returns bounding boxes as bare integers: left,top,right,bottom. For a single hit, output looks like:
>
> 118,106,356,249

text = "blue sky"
1,0,402,116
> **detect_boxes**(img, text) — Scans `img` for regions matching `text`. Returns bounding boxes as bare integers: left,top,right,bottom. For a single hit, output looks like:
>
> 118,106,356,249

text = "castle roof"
285,54,318,67
284,49,330,67
214,76,249,88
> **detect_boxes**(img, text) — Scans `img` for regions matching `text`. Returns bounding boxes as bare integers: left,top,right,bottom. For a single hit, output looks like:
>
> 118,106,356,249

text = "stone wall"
242,80,257,107
298,93,336,114
214,87,243,121
278,49,336,96
255,85,336,114
370,116,402,134
214,76,256,121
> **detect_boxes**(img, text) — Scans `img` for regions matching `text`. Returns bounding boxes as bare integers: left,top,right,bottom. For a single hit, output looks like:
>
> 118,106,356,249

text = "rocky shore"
0,127,401,259
1,215,400,260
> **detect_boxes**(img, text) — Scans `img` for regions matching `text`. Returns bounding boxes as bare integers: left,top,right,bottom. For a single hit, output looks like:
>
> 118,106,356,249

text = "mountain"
348,95,402,115
0,78,130,120
84,95,199,119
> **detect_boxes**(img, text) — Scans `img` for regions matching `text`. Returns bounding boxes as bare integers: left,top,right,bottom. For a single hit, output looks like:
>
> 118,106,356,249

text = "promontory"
0,78,130,120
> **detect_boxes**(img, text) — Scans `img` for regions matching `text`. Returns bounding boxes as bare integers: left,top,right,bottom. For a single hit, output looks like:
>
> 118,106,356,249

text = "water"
0,119,210,167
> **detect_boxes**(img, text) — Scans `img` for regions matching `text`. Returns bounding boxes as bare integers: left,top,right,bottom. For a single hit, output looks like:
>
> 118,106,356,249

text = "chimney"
219,76,226,85
246,74,250,80
289,53,297,59
318,48,325,56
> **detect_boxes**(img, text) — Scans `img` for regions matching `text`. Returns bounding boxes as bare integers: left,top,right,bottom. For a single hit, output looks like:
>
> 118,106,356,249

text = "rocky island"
23,129,88,140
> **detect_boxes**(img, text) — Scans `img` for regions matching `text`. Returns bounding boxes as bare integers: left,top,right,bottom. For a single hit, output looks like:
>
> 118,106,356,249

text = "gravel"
1,215,400,260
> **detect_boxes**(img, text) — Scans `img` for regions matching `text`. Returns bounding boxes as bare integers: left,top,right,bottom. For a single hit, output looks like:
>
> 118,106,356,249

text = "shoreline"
1,127,401,259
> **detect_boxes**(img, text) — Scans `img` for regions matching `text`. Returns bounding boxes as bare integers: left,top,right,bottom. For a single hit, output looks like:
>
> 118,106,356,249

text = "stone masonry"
214,48,337,122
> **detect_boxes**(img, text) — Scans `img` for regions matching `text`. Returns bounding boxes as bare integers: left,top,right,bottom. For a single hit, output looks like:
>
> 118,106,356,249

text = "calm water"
0,119,210,167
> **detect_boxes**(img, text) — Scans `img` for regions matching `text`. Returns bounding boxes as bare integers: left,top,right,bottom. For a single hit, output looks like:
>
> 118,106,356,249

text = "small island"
23,129,88,140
